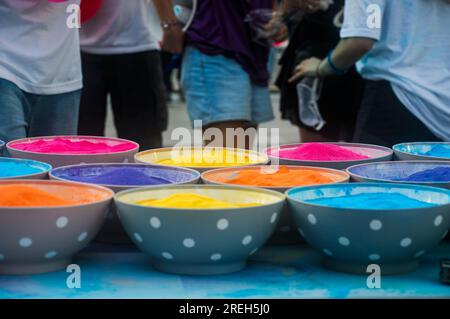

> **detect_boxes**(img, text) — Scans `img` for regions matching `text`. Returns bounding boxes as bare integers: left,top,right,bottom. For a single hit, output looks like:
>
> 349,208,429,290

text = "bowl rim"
0,179,114,210
49,162,201,188
134,146,270,169
393,142,450,161
6,135,140,156
114,184,286,212
346,160,450,185
0,140,4,148
201,165,350,190
264,142,394,163
0,157,52,179
286,182,450,212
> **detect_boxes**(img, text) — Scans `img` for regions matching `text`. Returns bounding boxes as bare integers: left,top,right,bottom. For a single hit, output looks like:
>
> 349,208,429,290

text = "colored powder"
0,161,44,178
11,137,136,155
306,193,436,210
212,166,336,187
424,145,450,158
272,143,369,161
0,185,76,207
155,149,258,167
137,193,259,209
396,167,450,182
56,167,174,186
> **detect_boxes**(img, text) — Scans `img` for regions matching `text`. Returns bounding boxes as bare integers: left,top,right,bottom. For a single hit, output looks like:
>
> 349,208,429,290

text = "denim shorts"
181,46,274,126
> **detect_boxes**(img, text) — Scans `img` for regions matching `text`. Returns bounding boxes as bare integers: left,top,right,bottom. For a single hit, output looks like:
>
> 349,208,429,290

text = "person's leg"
0,79,29,152
28,90,81,137
353,80,441,147
109,51,167,151
77,52,109,136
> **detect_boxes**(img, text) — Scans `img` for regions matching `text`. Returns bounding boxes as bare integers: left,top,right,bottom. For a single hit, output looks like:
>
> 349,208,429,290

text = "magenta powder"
273,143,369,161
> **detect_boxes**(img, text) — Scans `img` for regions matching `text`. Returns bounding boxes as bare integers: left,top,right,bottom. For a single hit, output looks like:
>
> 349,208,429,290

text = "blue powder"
424,145,450,158
0,161,44,178
397,167,450,182
306,193,436,209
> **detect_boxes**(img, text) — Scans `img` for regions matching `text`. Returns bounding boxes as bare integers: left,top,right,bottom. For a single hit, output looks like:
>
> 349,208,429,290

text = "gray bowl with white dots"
287,183,450,275
0,180,114,275
115,185,285,275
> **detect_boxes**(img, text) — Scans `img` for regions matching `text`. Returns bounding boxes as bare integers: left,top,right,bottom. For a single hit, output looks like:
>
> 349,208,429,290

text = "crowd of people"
0,0,449,153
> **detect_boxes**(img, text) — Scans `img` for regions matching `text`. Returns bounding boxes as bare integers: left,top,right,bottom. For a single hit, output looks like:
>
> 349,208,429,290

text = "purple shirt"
186,0,274,86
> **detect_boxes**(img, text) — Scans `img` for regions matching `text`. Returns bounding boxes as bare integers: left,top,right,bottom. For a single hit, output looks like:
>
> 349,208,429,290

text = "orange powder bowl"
0,180,114,275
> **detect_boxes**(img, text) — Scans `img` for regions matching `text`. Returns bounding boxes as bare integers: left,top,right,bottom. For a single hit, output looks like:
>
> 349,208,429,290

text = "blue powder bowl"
0,157,52,180
287,183,450,275
394,142,450,161
347,161,450,189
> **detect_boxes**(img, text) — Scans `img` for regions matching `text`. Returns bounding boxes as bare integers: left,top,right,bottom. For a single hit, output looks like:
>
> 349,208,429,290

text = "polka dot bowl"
393,142,450,161
265,143,393,170
7,135,139,168
0,157,52,180
50,163,201,243
201,165,350,245
134,147,269,173
115,185,285,275
347,161,450,190
287,183,450,275
0,180,114,275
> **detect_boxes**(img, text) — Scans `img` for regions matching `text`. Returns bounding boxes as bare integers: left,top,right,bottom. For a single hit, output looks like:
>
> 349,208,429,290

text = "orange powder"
0,185,100,207
211,166,336,187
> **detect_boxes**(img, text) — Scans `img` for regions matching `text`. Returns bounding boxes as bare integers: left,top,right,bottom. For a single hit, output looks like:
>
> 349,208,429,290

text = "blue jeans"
0,79,80,151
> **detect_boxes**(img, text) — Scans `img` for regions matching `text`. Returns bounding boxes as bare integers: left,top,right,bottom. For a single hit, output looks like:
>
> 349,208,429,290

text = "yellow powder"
156,149,258,167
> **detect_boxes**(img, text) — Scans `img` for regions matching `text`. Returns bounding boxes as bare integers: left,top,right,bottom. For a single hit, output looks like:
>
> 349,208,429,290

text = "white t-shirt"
80,0,161,55
0,0,82,95
341,0,450,141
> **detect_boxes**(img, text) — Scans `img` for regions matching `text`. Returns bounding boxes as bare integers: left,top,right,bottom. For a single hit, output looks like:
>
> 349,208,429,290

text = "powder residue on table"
271,143,369,161
212,166,337,187
0,161,44,178
306,193,436,210
424,145,450,158
11,137,136,155
396,167,450,182
137,193,259,209
57,167,174,186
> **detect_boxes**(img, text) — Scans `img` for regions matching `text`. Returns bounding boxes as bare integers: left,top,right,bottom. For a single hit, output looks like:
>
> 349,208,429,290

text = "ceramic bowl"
0,180,113,275
115,185,285,275
393,142,450,161
7,135,139,168
134,146,269,173
0,158,52,180
201,165,350,245
265,143,393,170
50,163,200,243
287,183,450,275
347,161,450,190
0,140,4,155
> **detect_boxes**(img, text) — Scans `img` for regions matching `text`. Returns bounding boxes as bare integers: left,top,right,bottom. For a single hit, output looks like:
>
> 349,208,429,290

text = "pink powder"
11,137,136,155
272,143,369,161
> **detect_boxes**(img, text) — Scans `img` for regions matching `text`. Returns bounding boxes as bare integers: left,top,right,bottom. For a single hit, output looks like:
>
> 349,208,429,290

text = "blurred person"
78,0,182,150
181,0,280,149
276,0,364,143
289,0,450,146
0,0,81,148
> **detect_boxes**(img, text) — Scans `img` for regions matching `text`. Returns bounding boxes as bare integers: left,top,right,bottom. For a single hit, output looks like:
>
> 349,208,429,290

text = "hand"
265,16,289,43
161,25,184,54
288,57,321,83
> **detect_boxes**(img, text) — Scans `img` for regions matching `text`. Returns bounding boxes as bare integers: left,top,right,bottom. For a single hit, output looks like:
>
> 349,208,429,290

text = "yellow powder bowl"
134,147,269,173
114,185,285,275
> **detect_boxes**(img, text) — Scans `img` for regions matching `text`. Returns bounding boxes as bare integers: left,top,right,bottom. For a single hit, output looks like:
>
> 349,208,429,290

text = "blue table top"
1,243,449,299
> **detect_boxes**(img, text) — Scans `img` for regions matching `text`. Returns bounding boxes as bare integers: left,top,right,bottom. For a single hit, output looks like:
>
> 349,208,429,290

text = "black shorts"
353,80,442,147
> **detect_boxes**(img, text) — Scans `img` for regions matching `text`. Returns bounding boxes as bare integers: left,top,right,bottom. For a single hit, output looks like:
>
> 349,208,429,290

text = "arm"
152,0,184,54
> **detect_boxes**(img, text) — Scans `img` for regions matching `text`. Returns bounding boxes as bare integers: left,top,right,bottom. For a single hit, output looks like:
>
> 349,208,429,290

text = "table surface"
1,243,449,299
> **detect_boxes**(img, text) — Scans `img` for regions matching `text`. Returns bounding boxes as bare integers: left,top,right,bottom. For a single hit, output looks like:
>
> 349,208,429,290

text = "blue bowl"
287,183,450,275
0,157,52,180
347,161,450,189
394,142,450,161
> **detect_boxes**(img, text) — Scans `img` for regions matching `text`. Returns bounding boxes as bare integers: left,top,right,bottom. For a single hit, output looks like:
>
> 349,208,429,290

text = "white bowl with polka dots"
0,180,114,275
287,183,450,275
115,185,285,275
